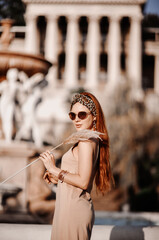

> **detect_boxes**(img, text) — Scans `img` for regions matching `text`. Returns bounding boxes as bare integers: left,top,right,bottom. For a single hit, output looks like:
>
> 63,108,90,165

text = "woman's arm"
43,171,58,184
40,140,98,190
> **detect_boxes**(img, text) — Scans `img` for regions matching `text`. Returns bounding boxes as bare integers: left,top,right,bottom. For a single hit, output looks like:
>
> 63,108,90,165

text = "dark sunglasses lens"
78,112,87,120
69,112,76,120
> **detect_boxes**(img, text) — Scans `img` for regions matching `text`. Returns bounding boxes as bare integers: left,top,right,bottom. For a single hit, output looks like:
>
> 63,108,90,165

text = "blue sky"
144,0,159,16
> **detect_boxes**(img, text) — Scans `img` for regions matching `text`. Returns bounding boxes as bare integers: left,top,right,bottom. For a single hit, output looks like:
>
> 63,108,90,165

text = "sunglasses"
69,111,91,120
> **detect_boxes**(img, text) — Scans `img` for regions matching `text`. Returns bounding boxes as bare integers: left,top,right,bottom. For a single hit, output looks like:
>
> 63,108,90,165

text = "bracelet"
58,170,68,183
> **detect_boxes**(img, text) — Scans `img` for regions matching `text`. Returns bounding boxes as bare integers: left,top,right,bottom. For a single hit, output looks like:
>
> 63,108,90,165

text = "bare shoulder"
78,138,99,152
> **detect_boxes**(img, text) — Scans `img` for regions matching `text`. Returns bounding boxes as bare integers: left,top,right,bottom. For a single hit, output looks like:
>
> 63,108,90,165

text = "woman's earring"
93,120,96,130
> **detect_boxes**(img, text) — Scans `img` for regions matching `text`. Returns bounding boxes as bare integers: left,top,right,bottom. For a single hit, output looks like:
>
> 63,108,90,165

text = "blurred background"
0,0,158,227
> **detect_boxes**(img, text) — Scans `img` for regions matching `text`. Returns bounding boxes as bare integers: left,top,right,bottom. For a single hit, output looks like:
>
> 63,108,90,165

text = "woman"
40,92,114,240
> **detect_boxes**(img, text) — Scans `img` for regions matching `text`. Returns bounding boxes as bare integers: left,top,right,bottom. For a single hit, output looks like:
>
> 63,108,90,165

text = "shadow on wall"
109,226,144,240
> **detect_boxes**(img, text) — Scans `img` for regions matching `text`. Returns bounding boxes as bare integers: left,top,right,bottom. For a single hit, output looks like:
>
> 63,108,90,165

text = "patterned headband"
71,93,96,116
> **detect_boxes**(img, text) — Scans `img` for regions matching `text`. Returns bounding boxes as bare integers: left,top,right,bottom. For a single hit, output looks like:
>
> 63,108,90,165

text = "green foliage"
142,14,159,28
104,80,159,211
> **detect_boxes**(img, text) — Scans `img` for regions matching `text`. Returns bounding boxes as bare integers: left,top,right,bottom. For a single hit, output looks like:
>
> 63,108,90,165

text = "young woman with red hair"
40,92,114,240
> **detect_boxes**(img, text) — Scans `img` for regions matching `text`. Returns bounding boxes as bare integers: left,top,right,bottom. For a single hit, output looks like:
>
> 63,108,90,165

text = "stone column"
64,15,79,88
45,15,59,86
128,15,142,89
25,14,39,54
154,55,159,94
107,15,121,89
85,15,100,88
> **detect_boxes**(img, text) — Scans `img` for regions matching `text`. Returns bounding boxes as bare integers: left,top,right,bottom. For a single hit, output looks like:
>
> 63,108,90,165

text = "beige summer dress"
51,142,98,240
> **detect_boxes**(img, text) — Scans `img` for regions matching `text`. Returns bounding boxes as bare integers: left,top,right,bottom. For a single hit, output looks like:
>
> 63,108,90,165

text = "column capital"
88,15,100,22
67,15,79,22
109,15,122,23
46,14,58,22
25,14,38,22
130,14,143,22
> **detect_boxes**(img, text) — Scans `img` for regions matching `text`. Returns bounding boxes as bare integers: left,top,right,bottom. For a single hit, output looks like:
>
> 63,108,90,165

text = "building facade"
22,0,149,92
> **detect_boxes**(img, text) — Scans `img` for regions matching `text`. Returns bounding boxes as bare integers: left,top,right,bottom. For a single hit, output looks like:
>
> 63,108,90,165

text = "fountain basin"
0,51,52,82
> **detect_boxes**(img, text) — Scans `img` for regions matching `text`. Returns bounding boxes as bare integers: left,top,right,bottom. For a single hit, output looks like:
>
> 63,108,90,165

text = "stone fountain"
0,19,52,82
0,50,52,82
0,18,52,142
0,19,53,216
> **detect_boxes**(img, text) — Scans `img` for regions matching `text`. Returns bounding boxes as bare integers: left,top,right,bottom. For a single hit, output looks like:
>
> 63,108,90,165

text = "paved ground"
0,211,159,240
0,223,159,240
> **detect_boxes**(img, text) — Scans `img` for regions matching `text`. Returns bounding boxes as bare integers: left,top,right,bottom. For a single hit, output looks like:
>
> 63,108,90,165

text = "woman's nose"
75,115,80,121
75,117,79,121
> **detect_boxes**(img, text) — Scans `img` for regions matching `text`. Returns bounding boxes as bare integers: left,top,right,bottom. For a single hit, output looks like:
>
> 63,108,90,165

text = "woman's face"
70,102,96,131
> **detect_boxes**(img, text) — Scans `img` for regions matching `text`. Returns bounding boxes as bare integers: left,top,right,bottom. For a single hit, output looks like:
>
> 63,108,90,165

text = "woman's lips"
75,124,81,128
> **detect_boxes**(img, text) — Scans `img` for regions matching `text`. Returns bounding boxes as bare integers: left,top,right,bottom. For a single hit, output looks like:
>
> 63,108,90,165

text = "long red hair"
81,92,114,194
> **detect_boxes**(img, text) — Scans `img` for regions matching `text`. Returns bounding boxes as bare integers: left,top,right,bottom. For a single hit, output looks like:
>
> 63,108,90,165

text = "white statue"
15,73,45,144
17,82,70,147
0,68,21,142
33,92,70,147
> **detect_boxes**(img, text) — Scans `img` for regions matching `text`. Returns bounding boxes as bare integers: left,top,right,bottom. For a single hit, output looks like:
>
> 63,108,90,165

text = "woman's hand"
43,171,58,184
39,150,56,173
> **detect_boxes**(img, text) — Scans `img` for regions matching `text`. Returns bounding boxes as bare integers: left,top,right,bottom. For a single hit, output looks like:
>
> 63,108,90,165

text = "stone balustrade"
0,224,159,240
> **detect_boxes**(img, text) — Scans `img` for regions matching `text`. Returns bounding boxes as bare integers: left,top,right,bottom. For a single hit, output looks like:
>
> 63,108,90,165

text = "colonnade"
25,13,142,89
145,31,159,94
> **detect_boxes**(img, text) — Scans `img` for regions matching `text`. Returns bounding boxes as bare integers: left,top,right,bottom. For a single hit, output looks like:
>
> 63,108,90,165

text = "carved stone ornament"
23,0,146,5
0,19,14,50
